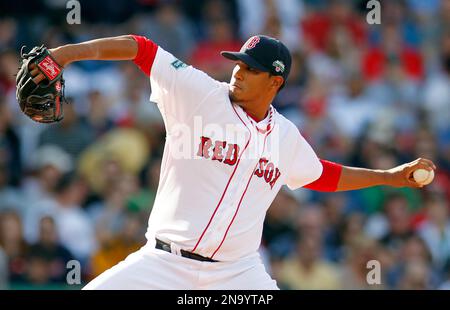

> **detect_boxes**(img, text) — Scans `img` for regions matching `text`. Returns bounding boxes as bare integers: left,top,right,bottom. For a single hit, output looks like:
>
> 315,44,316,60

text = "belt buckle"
169,241,182,256
155,238,217,262
160,242,171,253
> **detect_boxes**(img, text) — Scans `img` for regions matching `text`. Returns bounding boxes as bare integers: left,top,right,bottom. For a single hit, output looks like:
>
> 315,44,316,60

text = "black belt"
155,238,218,262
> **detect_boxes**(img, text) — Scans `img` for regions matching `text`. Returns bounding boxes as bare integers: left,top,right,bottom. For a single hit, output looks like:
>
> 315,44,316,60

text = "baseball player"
21,34,436,289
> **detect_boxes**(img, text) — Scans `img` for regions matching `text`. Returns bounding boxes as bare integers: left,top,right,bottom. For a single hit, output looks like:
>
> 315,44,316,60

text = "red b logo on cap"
245,36,260,50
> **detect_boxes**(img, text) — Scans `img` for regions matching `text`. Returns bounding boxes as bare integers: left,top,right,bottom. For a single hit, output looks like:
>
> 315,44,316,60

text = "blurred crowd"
0,0,449,290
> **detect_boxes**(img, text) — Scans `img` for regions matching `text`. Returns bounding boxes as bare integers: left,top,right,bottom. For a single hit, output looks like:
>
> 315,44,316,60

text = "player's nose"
233,65,244,81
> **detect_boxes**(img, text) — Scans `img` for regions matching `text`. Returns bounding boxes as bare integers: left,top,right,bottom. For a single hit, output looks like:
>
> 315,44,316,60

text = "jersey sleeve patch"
171,59,188,70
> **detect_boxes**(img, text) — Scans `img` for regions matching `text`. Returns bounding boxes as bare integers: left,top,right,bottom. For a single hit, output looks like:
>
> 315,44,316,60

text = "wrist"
49,46,71,67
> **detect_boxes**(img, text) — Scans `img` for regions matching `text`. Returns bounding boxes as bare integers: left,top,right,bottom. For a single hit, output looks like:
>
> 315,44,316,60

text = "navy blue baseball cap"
221,35,292,85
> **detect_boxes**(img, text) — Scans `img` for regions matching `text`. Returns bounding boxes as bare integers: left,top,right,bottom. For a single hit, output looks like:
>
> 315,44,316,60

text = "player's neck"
231,92,275,122
242,98,272,122
245,108,269,122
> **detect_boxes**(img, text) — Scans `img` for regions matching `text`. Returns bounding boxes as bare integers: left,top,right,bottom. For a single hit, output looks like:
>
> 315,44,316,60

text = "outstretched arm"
52,35,138,65
336,158,436,190
30,35,139,84
304,158,437,192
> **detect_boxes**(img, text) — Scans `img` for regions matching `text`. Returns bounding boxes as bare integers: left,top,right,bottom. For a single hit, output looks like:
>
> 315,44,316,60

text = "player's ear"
271,76,284,90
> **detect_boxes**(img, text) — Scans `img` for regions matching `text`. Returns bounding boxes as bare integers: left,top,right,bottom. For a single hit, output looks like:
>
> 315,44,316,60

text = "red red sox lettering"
197,136,281,189
254,157,281,189
197,136,240,166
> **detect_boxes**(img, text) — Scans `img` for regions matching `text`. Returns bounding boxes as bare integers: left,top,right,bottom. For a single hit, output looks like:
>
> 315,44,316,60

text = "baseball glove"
16,45,66,123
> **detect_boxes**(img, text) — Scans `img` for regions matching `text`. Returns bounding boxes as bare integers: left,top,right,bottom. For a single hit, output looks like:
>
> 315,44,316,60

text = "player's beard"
228,84,245,104
228,90,238,103
228,90,246,109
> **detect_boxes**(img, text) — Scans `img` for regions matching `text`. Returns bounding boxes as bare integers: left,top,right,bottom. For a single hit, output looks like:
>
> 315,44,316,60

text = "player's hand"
385,158,436,188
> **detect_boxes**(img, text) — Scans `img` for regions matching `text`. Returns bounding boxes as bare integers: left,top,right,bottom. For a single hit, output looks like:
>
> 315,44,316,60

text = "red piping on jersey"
211,127,271,259
303,159,342,192
191,105,252,253
130,35,158,76
245,107,273,134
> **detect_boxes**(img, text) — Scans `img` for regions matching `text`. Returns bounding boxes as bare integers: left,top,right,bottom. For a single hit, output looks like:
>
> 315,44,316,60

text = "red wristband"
303,159,342,192
130,35,158,76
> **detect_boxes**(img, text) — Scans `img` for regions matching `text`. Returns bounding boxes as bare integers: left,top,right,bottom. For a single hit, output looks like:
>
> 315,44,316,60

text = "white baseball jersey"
144,46,323,262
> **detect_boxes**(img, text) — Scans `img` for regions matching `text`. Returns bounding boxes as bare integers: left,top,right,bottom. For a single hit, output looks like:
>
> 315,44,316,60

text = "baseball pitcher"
16,34,436,289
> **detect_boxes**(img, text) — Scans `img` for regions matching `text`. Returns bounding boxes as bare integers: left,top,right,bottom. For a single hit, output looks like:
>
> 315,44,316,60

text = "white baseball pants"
83,243,278,290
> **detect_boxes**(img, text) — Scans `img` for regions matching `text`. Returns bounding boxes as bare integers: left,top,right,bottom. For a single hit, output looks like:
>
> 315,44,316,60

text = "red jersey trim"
244,106,274,134
191,104,252,254
130,35,158,76
211,127,270,259
303,159,342,192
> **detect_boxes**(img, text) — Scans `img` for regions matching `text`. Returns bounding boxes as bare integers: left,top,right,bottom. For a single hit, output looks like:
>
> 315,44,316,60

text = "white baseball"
413,169,434,185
